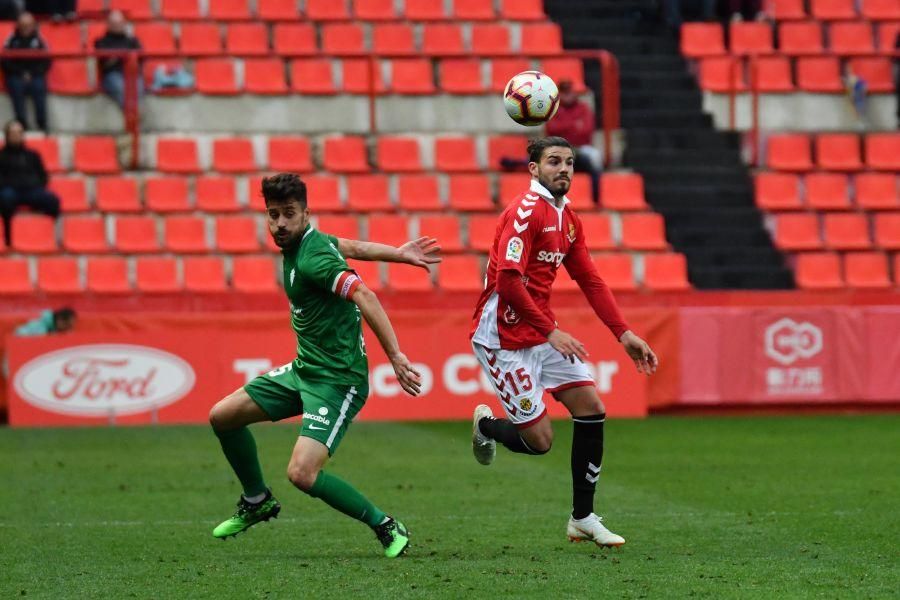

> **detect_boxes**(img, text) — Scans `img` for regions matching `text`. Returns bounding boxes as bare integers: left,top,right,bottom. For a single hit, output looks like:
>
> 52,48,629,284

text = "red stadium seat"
498,173,529,204
488,135,528,169
422,24,465,56
341,58,388,94
578,213,615,250
367,214,410,247
440,59,486,94
164,215,209,253
397,175,443,211
566,173,594,210
453,0,495,20
87,257,130,293
775,213,823,250
62,215,108,252
226,23,269,57
95,176,141,212
848,58,894,92
698,57,746,92
823,213,871,249
681,22,726,57
844,252,890,288
521,23,564,55
829,21,875,55
179,23,222,56
490,58,532,92
755,173,803,210
232,256,278,292
643,253,691,291
435,137,480,172
767,134,813,171
136,257,179,292
729,21,774,55
0,258,31,294
815,133,863,171
438,255,482,291
306,0,350,20
156,138,200,174
347,260,382,290
778,21,824,55
864,133,900,170
751,56,794,91
404,0,447,20
196,176,239,212
376,137,423,173
795,252,843,289
592,254,637,291
373,24,416,55
805,173,851,210
290,59,337,94
267,137,312,172
346,175,393,211
471,24,513,55
145,177,190,212
322,23,366,56
38,257,81,293
855,173,898,210
876,22,900,52
323,137,370,173
767,0,806,19
109,0,154,20
114,215,159,253
448,174,495,211
316,215,359,239
208,0,251,20
810,0,857,19
134,22,176,55
796,56,843,92
304,175,344,212
499,0,544,20
26,137,61,172
74,136,119,174
195,59,238,95
47,59,91,94
389,59,436,94
213,138,256,173
600,173,648,211
258,0,300,20
161,0,200,19
386,263,433,291
873,213,900,249
43,23,83,52
215,216,260,253
539,58,586,92
418,215,463,251
273,24,317,56
244,58,288,94
183,257,226,292
50,178,89,212
862,0,900,19
353,0,397,20
467,214,499,251
620,213,668,250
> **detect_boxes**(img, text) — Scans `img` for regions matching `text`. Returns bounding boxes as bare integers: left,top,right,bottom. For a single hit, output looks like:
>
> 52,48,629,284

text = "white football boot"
566,513,625,547
471,404,496,466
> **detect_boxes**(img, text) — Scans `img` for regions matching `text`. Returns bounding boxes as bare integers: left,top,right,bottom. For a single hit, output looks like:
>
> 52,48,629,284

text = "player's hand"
547,328,588,364
389,352,423,396
397,237,442,271
619,330,658,375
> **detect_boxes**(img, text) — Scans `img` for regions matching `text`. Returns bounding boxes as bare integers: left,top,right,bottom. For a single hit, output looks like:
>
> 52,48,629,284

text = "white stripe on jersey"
471,291,500,350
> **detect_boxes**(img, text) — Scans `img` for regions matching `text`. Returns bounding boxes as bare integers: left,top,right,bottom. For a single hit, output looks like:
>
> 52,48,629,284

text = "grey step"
626,128,742,151
637,165,750,187
621,71,697,91
689,265,795,290
657,207,763,230
668,227,773,248
620,89,704,111
618,54,688,73
622,110,713,129
625,148,745,168
682,246,784,269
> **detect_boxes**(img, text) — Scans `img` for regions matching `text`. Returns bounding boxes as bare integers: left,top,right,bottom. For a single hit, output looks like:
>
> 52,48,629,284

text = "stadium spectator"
0,119,60,246
25,0,77,21
545,79,602,203
14,307,77,336
94,10,142,109
1,12,50,132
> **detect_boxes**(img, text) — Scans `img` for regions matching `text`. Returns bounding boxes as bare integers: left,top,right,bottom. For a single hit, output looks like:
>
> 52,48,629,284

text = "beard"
539,174,571,197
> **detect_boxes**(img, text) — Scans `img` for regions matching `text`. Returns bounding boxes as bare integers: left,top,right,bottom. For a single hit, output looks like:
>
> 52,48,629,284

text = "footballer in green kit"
208,173,440,558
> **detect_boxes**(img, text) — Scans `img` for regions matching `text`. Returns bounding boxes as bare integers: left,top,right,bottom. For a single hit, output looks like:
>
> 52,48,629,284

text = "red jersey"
471,179,629,350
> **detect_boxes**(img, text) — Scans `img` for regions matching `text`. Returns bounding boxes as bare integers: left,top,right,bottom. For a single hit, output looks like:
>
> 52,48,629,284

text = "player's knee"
527,434,553,454
286,463,319,493
208,400,230,432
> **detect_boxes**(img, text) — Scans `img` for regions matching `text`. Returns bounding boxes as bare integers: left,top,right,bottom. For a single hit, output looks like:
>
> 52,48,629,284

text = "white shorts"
472,341,596,429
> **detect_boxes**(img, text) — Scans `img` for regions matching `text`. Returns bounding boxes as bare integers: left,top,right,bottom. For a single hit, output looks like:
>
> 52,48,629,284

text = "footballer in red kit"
470,136,659,548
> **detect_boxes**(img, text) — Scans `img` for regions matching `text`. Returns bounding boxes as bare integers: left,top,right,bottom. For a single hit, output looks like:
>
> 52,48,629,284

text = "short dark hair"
53,307,76,321
527,136,574,163
262,173,307,209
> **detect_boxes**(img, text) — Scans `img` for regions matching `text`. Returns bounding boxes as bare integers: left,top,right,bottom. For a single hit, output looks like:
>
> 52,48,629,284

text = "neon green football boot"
213,489,281,539
372,516,410,558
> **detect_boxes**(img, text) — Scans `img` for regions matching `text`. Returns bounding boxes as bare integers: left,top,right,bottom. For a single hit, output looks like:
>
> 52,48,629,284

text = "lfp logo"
764,318,823,365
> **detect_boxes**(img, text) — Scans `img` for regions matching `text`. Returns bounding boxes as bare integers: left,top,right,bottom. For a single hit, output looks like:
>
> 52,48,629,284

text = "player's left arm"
563,220,659,375
337,237,441,271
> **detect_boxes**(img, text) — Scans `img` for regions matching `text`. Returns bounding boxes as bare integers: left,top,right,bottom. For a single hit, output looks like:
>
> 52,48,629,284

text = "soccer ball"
503,71,560,126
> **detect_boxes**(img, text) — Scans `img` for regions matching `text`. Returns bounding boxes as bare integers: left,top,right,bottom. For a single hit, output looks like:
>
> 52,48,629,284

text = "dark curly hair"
527,136,574,163
262,173,307,209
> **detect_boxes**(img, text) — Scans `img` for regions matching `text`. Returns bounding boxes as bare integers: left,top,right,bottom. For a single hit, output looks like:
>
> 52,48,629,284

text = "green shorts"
244,361,368,455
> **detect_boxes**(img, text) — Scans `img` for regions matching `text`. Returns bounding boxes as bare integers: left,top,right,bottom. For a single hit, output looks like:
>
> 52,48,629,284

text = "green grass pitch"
2,415,897,599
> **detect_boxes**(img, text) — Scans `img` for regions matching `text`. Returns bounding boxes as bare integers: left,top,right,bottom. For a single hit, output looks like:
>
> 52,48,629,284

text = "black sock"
571,414,605,520
478,417,546,455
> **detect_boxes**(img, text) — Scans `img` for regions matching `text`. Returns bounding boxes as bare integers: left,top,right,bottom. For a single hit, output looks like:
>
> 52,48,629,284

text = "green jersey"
280,225,368,386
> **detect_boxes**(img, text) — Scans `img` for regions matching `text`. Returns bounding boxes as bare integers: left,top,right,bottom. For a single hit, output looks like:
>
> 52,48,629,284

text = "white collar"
529,179,569,207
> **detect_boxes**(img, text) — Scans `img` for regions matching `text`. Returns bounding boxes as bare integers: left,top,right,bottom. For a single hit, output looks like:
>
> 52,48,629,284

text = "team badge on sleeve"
567,223,577,243
506,236,524,262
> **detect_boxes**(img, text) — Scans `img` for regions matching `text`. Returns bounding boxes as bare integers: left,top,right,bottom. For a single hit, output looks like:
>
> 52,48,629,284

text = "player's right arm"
350,283,423,396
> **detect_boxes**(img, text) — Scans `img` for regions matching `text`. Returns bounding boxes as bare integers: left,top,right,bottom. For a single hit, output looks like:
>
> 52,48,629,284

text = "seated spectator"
0,119,60,246
15,307,77,337
545,79,603,203
25,0,77,21
94,10,142,109
1,12,50,132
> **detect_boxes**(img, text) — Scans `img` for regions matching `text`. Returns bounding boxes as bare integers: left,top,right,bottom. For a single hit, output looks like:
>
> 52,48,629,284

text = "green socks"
308,470,386,527
214,426,267,498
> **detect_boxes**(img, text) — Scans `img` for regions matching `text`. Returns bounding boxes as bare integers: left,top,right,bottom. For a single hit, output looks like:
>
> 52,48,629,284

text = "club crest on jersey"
520,398,532,412
567,223,576,243
503,305,520,325
506,236,524,263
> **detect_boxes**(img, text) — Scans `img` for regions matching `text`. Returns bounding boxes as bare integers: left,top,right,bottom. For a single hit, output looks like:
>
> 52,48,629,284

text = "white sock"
243,492,266,504
379,516,390,525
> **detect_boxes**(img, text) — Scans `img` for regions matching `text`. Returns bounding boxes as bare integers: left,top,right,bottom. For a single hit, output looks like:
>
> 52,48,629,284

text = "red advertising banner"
6,308,658,427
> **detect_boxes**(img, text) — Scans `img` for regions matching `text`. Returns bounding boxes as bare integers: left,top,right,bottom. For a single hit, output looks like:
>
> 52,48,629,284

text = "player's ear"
527,161,539,177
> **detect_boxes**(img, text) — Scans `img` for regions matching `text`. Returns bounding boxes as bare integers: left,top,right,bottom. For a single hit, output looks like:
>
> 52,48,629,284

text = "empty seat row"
756,172,899,211
698,56,894,93
773,211,900,250
766,0,900,21
766,132,900,172
795,251,900,289
682,20,900,57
